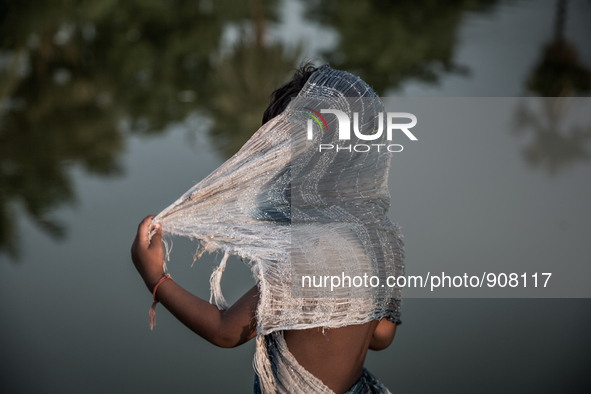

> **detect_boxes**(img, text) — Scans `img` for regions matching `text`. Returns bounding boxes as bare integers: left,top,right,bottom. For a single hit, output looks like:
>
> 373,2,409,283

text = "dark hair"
262,62,318,125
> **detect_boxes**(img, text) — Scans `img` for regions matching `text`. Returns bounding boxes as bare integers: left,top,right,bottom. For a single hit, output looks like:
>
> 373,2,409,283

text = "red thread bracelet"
149,273,173,330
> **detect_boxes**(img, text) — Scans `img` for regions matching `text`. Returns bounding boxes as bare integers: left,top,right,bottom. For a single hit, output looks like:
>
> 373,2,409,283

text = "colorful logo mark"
304,107,328,135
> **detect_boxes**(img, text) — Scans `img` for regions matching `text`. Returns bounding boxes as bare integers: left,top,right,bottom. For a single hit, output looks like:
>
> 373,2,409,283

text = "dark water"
1,0,590,392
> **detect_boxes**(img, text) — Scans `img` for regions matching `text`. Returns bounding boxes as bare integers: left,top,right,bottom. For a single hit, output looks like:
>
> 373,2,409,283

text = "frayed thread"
253,334,276,394
148,222,170,273
192,238,211,267
209,251,230,310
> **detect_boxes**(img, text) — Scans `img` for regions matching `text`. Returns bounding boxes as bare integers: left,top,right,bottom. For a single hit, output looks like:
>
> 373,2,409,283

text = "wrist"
148,273,174,330
145,271,166,293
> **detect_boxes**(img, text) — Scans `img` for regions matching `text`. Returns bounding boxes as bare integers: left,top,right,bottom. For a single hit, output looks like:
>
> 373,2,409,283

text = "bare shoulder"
369,318,397,351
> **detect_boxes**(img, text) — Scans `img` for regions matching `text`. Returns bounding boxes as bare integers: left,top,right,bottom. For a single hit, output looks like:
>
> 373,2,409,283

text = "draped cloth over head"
151,64,404,393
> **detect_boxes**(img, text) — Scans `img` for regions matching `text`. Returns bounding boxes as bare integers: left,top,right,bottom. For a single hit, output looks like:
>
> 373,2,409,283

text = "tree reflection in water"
4,0,585,259
515,0,591,175
513,98,591,175
300,0,499,94
0,0,285,259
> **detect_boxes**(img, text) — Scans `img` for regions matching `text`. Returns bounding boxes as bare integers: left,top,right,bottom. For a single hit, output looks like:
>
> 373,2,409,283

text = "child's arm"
131,216,258,348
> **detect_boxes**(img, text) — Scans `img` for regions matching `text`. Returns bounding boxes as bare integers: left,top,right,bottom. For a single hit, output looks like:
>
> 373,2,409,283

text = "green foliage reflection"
301,0,499,94
0,0,290,259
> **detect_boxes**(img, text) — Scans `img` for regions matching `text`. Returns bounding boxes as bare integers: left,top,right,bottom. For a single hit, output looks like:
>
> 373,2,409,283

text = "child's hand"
131,215,165,292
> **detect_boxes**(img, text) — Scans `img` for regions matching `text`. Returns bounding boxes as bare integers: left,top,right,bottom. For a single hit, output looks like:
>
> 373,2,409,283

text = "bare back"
283,320,381,394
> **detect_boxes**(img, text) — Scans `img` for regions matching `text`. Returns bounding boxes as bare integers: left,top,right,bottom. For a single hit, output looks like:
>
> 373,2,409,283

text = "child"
131,63,400,394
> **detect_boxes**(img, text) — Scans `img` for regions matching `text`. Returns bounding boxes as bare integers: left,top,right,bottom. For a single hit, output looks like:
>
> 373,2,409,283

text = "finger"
148,223,162,249
136,215,155,247
136,215,154,233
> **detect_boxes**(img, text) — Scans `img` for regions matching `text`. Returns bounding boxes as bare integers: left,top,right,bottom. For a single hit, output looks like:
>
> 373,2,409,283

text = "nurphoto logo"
305,107,417,152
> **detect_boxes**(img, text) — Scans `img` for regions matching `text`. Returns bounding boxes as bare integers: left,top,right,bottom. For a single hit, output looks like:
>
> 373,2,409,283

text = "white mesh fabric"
151,64,404,393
